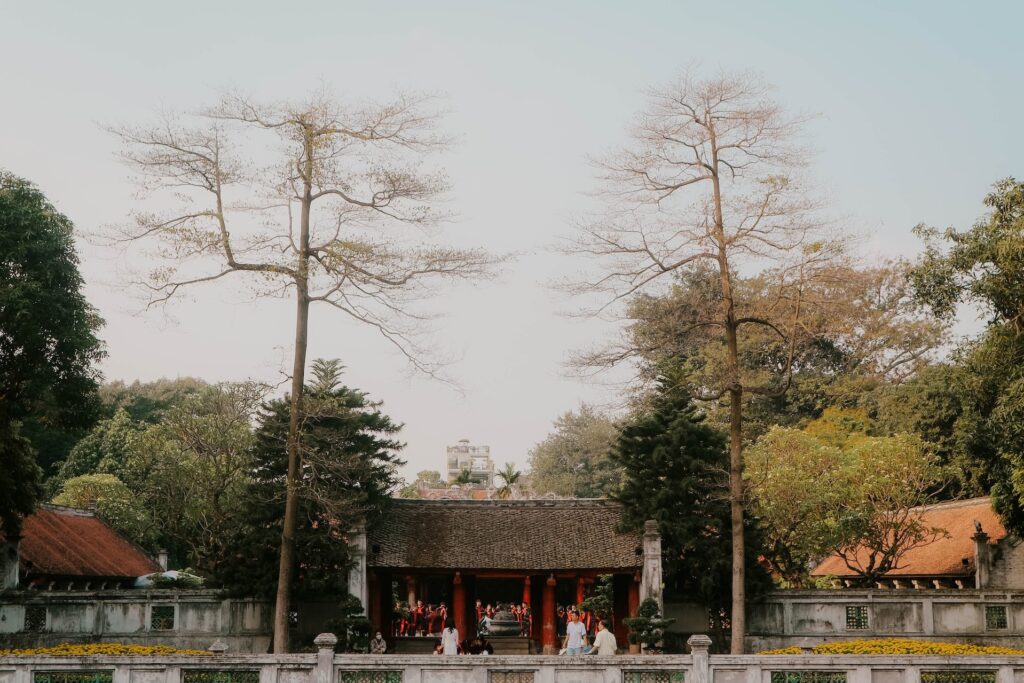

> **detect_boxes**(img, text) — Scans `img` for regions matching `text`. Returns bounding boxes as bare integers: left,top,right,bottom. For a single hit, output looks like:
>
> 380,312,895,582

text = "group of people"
393,600,449,637
384,597,618,656
557,606,617,656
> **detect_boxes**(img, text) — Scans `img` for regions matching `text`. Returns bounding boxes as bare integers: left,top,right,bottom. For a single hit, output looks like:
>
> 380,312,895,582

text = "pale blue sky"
2,1,1020,477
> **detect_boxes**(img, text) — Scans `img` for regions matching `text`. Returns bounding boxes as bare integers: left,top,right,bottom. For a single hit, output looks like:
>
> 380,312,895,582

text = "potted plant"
623,598,674,654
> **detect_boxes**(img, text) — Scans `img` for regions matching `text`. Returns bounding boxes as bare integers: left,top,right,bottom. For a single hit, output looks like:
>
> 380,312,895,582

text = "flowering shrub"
759,639,1024,655
0,644,212,657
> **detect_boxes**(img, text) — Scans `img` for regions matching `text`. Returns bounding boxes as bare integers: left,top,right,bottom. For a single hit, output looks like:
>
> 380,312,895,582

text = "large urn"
486,607,521,636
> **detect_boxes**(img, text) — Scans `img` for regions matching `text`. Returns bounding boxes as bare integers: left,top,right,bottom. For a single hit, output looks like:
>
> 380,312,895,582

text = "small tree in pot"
623,598,674,654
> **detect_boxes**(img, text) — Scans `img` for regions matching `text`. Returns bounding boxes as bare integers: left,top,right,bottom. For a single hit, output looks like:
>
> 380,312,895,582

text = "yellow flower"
759,639,1024,656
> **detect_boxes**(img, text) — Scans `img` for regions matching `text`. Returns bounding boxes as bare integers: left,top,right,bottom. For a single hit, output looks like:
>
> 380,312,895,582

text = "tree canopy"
909,178,1024,531
527,405,621,498
215,362,403,598
0,171,104,536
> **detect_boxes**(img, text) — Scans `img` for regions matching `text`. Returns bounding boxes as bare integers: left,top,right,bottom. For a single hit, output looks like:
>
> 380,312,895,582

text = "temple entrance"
475,578,523,609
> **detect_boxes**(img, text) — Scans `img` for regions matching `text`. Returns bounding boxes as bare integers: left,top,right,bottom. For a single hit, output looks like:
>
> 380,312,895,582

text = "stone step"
391,636,533,655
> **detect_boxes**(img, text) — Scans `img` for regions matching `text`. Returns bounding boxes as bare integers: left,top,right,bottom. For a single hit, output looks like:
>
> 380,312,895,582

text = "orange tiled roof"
811,497,1007,579
8,505,161,580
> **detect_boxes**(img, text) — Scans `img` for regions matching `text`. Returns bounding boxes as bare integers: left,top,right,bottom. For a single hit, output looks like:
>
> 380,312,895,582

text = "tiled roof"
9,505,161,579
811,497,1007,579
368,499,643,571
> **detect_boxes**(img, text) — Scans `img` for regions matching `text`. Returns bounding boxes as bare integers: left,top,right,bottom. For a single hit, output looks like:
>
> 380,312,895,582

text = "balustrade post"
688,634,713,683
313,632,338,683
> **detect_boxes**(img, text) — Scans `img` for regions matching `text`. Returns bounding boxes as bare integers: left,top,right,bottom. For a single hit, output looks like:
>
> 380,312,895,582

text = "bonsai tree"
580,574,615,624
623,598,674,652
325,595,371,653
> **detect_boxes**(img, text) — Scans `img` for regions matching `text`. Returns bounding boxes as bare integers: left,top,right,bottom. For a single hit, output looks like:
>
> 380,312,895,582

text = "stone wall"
4,635,1024,683
0,590,338,653
749,590,1024,652
989,537,1024,590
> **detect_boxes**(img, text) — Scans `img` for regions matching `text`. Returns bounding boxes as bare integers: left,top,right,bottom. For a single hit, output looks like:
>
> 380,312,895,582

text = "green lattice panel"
921,673,997,683
34,672,113,683
623,672,686,683
488,672,534,683
151,605,175,631
985,605,1008,630
182,671,260,683
845,605,869,630
23,606,47,632
339,673,402,683
771,672,847,683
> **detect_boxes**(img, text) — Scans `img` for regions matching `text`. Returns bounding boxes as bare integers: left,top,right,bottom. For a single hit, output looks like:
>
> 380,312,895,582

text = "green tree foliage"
51,474,153,547
612,376,769,639
869,364,981,497
0,171,104,535
48,383,260,572
909,178,1024,529
621,264,944,444
215,362,403,598
51,408,146,491
98,378,208,423
747,411,947,585
527,405,622,497
399,469,445,498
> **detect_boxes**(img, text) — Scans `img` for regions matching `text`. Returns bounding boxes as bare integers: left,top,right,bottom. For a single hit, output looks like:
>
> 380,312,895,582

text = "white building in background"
446,439,495,486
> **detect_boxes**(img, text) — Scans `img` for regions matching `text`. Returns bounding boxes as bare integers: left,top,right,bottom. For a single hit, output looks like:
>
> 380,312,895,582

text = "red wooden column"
542,573,557,653
522,576,531,606
575,576,587,606
453,572,467,639
628,571,640,616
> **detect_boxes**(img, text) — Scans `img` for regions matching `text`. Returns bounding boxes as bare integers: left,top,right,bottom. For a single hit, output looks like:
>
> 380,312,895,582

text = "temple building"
0,504,162,591
811,497,1020,589
349,498,662,653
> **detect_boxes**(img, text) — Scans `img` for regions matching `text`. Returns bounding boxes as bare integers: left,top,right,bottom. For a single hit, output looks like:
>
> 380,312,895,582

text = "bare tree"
110,90,494,652
566,71,842,652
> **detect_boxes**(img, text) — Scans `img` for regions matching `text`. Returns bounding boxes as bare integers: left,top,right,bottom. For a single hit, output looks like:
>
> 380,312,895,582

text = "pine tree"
215,361,404,599
612,368,769,649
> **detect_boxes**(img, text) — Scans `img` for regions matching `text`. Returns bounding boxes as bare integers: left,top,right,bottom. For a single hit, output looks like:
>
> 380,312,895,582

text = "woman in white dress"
441,618,460,655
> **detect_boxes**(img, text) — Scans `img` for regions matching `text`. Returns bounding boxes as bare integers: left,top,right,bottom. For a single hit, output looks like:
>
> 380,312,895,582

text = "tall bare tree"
567,71,842,652
110,90,493,651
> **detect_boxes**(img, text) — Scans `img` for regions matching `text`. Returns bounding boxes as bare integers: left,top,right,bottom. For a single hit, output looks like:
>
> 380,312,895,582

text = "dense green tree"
747,413,946,585
98,378,208,423
51,473,154,547
0,171,104,536
527,405,622,497
399,469,445,498
51,408,146,491
215,361,403,598
612,373,769,648
909,178,1024,530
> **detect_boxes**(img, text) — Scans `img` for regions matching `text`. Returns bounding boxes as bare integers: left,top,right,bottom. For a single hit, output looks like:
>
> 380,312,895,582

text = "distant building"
445,438,495,486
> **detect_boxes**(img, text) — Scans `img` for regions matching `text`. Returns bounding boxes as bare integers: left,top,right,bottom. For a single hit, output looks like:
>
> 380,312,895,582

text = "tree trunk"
272,158,313,653
728,385,745,654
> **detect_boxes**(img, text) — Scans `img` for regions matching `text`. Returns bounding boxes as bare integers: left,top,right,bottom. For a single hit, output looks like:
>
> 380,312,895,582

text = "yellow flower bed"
760,639,1024,656
0,644,212,657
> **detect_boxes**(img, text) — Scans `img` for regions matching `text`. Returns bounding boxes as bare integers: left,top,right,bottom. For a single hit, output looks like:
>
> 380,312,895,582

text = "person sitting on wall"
586,620,617,656
370,631,388,654
478,636,494,655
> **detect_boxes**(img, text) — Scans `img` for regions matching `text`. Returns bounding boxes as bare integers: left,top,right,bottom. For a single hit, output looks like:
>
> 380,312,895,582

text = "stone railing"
5,635,1024,683
748,589,1024,651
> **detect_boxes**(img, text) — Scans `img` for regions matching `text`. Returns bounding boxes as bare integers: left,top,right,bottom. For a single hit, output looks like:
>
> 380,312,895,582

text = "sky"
2,1,1022,479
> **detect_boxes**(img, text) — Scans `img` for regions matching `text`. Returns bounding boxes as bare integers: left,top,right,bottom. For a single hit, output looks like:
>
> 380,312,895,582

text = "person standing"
562,610,588,655
441,617,460,655
586,620,617,655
